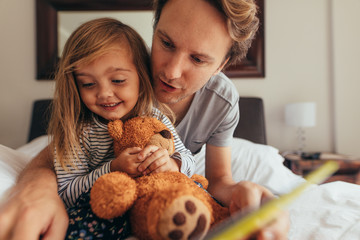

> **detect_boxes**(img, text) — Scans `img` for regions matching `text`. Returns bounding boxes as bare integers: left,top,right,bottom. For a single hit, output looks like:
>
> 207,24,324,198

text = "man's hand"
255,210,290,240
0,183,68,240
229,181,273,214
229,181,290,240
0,146,68,240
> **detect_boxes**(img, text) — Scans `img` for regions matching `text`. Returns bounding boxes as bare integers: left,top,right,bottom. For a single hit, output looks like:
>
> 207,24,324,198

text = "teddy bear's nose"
159,130,172,139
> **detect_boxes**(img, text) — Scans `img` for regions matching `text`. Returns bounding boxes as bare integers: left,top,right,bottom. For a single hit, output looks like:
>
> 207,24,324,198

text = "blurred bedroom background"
0,0,359,158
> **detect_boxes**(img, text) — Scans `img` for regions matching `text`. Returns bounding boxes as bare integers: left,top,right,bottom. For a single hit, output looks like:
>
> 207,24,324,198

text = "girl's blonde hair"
48,18,173,168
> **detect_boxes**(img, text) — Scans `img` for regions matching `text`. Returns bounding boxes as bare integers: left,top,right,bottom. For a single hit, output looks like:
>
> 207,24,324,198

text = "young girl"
48,18,195,239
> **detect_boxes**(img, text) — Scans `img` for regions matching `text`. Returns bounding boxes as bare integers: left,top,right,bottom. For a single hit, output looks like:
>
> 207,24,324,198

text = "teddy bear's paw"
158,195,211,240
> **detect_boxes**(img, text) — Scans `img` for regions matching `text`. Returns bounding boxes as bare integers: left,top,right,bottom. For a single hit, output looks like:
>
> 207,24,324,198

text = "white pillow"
194,137,306,195
0,145,31,197
16,135,50,158
0,136,49,198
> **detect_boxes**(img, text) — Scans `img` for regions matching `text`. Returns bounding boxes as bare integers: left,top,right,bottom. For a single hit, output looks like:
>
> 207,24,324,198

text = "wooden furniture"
284,154,360,184
36,0,264,79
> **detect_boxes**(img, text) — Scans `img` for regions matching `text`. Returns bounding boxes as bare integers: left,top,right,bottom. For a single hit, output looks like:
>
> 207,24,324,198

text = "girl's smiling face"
75,45,140,121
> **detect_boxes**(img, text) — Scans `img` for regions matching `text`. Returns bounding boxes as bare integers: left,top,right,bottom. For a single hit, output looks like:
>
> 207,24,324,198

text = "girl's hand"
137,145,180,175
110,147,143,177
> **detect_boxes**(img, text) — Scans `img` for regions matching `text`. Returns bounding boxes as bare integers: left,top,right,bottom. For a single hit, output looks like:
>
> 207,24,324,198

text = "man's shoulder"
202,72,239,105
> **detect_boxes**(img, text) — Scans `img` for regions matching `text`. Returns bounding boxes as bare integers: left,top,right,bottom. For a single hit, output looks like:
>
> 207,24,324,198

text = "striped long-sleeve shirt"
54,108,195,208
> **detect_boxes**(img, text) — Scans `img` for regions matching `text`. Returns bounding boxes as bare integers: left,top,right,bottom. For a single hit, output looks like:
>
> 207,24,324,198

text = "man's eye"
192,56,204,64
161,39,173,49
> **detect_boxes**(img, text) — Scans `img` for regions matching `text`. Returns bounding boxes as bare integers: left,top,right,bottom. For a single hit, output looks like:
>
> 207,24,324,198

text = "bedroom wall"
232,0,360,157
0,0,55,148
0,0,359,157
331,0,360,157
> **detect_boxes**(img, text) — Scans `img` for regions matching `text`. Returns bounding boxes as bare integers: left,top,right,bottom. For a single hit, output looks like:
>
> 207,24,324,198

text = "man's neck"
168,94,195,126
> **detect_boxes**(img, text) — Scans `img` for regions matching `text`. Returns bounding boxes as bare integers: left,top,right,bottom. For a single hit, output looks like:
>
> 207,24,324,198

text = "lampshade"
285,102,316,127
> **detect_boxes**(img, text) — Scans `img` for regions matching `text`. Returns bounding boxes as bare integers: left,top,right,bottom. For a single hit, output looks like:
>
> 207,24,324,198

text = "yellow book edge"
204,160,339,240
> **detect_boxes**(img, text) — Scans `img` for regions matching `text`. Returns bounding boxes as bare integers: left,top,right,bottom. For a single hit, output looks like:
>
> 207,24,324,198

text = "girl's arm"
167,122,195,177
54,154,112,208
54,129,115,208
54,119,121,208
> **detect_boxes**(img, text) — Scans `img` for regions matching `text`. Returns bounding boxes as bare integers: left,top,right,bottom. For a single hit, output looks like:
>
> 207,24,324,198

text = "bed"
1,97,360,239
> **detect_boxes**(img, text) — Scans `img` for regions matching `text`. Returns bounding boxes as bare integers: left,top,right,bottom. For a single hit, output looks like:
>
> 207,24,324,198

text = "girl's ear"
213,57,230,76
108,120,124,141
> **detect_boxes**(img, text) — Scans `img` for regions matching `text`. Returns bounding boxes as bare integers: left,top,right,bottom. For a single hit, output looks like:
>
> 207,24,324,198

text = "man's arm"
0,146,68,240
205,144,290,240
205,144,235,204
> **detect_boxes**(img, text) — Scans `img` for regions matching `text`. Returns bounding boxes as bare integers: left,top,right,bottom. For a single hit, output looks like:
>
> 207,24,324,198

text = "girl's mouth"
101,102,121,110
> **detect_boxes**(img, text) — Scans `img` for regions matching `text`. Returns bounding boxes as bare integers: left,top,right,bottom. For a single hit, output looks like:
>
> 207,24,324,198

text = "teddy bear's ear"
108,120,124,141
159,130,172,139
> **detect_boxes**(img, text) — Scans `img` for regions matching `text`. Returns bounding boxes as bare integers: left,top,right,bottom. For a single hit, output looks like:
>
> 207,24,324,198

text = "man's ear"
213,57,230,76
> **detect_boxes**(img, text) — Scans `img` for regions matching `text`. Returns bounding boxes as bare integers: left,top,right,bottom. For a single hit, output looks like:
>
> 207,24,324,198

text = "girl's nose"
97,84,114,99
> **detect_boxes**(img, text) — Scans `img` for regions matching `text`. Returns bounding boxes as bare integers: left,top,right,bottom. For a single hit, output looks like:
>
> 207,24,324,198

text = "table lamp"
285,102,316,155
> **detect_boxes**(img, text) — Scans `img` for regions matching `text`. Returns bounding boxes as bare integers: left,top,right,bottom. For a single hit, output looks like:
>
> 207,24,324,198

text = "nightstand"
284,153,360,184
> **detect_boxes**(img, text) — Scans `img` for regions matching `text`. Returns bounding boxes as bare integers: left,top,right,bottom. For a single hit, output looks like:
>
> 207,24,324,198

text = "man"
0,0,289,239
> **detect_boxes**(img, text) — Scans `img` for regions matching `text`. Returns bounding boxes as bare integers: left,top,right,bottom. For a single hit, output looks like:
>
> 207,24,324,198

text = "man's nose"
163,53,186,81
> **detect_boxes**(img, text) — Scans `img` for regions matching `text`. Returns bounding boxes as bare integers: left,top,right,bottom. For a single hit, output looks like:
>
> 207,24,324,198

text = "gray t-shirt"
176,72,240,155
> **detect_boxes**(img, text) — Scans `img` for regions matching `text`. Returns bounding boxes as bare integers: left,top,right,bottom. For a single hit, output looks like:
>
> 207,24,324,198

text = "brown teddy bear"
107,116,175,157
90,116,229,240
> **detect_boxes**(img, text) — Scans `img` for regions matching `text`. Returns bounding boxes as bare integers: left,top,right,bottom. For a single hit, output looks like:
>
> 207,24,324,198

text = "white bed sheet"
1,136,360,239
289,181,360,240
195,138,360,239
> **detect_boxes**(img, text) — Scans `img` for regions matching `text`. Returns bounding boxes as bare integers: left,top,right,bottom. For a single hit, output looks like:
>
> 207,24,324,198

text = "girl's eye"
112,79,125,84
82,83,95,88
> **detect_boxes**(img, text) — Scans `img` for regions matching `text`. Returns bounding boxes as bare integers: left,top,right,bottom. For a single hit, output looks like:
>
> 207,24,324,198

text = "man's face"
151,0,232,106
